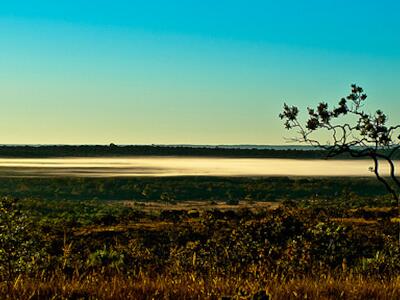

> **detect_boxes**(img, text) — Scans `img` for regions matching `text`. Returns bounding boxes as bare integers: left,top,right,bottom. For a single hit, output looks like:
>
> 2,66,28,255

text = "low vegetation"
0,177,399,299
0,144,376,158
0,176,394,205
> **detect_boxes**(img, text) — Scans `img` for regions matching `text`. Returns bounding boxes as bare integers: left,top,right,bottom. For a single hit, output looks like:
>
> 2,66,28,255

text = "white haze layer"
0,157,397,177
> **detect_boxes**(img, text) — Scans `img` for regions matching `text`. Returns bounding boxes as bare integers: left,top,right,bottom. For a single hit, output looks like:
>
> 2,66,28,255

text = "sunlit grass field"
0,175,399,299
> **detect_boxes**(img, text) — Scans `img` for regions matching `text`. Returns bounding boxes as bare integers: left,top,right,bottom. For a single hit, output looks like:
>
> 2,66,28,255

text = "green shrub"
0,197,45,282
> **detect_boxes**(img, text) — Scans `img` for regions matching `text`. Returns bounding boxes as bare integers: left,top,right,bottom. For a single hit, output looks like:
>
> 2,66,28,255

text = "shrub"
0,197,44,282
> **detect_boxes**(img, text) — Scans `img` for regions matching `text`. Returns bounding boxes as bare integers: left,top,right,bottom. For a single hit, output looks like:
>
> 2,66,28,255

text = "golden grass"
331,218,378,224
3,274,400,300
74,221,174,236
121,200,279,212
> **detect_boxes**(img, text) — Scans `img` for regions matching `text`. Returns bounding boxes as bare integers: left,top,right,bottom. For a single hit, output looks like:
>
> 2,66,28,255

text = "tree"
279,84,400,203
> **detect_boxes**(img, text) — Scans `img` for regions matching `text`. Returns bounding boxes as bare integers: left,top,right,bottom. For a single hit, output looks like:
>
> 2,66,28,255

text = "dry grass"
121,200,279,212
331,218,378,224
74,220,174,236
2,274,400,300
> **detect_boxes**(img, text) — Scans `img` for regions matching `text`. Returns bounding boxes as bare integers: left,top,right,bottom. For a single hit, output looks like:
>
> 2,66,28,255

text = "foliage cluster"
0,177,393,205
1,195,400,298
280,84,400,202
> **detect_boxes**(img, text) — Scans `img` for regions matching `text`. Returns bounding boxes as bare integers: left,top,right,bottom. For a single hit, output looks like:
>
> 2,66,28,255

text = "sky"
0,0,399,145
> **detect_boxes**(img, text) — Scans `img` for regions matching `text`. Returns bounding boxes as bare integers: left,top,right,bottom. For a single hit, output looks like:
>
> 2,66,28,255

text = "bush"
0,197,45,282
226,199,239,205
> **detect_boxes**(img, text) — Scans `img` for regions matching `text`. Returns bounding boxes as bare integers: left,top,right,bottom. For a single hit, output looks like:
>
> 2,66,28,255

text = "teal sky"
1,1,399,145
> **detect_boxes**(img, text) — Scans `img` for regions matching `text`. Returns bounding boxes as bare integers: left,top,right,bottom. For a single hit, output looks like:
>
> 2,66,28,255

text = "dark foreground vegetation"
0,176,394,206
0,144,397,159
1,177,400,299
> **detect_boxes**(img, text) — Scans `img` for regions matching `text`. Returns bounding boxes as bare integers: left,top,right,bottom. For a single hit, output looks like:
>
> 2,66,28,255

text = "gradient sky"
1,1,399,145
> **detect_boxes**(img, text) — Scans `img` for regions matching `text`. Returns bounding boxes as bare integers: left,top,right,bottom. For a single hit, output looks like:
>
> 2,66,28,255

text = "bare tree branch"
279,84,400,202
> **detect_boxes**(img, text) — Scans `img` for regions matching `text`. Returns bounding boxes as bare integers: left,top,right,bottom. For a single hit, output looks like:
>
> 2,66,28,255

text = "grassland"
0,176,399,299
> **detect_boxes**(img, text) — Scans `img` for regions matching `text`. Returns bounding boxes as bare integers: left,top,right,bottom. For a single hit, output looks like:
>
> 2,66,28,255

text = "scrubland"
0,177,399,299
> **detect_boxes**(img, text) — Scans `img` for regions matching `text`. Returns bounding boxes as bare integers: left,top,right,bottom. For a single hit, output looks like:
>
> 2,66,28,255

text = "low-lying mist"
0,157,396,177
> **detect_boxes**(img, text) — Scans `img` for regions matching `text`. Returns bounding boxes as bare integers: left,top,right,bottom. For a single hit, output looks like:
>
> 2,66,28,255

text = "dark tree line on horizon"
0,144,399,159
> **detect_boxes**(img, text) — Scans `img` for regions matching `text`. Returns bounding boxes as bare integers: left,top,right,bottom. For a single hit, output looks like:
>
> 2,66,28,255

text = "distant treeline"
0,144,382,158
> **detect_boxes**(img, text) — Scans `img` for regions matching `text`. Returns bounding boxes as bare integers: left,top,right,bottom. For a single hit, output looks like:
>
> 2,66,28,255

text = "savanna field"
1,176,400,299
3,0,400,298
